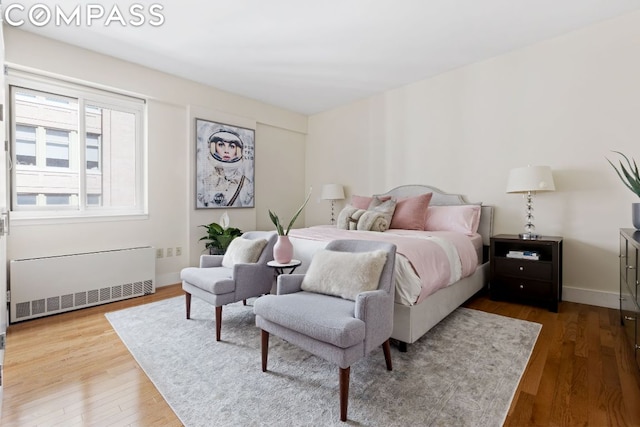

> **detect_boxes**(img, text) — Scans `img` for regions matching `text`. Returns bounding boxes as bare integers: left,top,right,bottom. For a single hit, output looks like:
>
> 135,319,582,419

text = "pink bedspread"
289,227,478,303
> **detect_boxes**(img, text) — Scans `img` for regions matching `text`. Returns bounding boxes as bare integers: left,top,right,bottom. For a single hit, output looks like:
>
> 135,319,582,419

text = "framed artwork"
195,118,255,208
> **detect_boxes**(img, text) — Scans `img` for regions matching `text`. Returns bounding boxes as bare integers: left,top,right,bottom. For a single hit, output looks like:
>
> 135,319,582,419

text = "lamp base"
519,232,540,240
330,200,336,225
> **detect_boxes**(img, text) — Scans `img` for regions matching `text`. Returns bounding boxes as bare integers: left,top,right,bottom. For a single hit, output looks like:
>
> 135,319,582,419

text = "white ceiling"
8,0,640,115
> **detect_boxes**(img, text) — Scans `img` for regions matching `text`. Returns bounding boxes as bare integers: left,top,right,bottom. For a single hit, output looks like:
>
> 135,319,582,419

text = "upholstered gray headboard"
374,184,494,247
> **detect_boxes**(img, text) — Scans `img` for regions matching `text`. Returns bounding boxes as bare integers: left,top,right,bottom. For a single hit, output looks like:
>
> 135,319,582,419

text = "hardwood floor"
1,284,639,426
465,294,640,427
1,285,184,427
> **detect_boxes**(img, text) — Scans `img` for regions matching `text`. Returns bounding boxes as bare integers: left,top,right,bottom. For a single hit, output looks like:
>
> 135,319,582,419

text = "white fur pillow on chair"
301,249,388,300
221,237,267,268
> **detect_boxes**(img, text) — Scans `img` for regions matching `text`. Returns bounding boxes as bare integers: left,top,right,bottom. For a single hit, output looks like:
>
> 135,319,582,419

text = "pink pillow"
389,193,433,230
351,194,391,210
424,205,481,235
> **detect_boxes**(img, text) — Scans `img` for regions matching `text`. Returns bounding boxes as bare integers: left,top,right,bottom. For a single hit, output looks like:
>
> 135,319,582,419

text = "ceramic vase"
273,235,293,264
633,203,640,230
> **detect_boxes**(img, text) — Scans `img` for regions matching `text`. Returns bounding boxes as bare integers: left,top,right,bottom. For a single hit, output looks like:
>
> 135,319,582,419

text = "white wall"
306,11,640,308
6,10,640,306
4,27,308,286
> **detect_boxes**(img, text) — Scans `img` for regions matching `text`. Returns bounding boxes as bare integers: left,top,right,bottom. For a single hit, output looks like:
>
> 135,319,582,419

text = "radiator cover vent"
10,247,156,323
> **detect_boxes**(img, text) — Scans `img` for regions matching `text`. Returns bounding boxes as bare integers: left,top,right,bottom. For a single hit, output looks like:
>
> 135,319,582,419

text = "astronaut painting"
195,119,255,208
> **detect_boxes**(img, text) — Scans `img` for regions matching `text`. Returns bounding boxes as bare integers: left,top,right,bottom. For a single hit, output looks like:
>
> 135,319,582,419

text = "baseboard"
562,286,619,309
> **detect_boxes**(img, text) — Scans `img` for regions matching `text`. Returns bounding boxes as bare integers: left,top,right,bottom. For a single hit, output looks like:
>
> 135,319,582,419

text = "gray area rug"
106,296,541,427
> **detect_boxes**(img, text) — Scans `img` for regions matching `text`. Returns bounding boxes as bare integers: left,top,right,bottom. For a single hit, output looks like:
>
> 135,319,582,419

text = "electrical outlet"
167,247,173,257
156,248,164,258
176,247,182,256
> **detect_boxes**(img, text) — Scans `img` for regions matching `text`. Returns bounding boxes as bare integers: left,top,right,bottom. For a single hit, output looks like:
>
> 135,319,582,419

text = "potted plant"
268,189,312,263
199,212,243,255
607,151,640,229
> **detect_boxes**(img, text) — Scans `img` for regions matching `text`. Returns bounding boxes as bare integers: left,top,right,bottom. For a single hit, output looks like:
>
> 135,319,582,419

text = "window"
87,194,101,205
9,72,146,219
15,125,36,166
45,194,71,205
16,193,37,205
86,132,101,170
45,129,70,168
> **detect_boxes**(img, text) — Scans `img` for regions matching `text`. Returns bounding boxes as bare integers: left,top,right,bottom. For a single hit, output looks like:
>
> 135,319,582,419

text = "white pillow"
301,249,388,300
221,237,267,268
367,196,397,227
424,205,481,235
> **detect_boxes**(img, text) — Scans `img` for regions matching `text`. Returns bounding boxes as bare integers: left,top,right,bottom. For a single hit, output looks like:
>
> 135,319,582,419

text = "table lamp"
321,184,345,225
506,165,555,240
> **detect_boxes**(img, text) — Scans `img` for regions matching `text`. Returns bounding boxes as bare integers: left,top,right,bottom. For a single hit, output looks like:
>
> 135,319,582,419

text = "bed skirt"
391,261,489,347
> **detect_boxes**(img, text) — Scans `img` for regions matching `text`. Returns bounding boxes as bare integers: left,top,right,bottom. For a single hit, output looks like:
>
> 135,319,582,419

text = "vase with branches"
268,189,312,263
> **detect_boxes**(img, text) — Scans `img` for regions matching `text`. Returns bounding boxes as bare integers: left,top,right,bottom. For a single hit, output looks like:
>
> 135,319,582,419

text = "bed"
288,184,494,351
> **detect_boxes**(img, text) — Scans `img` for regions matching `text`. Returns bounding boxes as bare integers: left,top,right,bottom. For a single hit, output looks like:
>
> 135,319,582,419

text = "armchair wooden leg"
215,306,222,341
339,367,350,422
382,339,393,371
185,292,191,319
261,330,269,372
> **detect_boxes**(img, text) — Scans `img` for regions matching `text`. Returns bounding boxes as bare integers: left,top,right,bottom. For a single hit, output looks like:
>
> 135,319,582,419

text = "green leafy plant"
199,212,243,254
607,151,640,198
268,189,312,236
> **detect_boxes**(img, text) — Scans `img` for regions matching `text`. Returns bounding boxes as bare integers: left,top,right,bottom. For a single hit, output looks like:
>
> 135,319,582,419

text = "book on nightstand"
506,250,540,260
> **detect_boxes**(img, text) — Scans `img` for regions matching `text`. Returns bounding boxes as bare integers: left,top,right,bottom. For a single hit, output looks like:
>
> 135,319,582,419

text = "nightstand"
490,234,563,312
619,228,640,370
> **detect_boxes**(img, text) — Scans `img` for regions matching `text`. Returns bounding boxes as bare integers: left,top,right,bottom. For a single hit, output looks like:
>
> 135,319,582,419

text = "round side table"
267,259,302,275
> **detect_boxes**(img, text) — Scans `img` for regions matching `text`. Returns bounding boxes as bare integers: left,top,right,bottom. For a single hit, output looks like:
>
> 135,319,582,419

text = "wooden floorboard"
1,285,185,427
1,285,639,426
465,294,640,427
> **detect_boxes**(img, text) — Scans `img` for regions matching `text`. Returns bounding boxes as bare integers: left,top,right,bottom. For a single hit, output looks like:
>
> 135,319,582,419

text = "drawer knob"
636,344,640,350
624,315,636,321
627,265,636,270
519,284,524,289
519,266,524,271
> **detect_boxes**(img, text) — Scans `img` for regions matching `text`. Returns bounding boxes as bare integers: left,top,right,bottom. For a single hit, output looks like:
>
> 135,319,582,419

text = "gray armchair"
181,231,277,341
253,239,396,422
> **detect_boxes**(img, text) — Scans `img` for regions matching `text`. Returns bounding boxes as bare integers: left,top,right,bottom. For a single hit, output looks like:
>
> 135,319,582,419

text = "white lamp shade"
506,166,556,193
320,184,345,200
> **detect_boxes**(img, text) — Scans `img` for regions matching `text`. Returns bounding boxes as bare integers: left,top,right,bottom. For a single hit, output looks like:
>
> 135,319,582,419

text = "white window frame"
7,69,148,223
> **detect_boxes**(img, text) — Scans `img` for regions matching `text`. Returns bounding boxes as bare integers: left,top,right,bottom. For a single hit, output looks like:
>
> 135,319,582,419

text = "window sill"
10,210,149,226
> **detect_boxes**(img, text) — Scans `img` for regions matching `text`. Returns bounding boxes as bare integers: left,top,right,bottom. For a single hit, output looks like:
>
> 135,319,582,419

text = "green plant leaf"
217,234,236,251
199,221,243,253
268,188,313,235
268,210,284,235
607,151,640,198
284,190,312,235
210,223,225,234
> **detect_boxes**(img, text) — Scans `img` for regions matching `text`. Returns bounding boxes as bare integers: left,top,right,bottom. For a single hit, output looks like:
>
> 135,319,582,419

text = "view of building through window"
11,86,142,213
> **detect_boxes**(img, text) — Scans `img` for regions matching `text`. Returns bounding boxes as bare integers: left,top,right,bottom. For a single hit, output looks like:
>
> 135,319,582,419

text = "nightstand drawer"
494,258,552,281
499,279,551,300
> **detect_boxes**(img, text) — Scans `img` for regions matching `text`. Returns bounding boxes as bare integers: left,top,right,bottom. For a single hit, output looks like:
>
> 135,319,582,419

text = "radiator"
9,246,156,323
